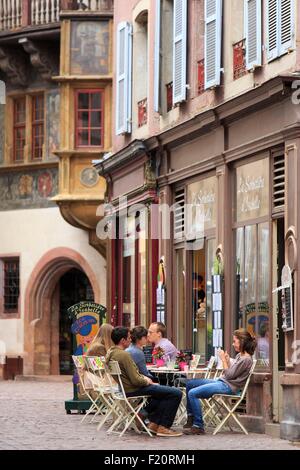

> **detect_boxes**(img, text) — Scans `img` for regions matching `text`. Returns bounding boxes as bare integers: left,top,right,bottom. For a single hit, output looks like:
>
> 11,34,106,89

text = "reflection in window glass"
206,239,216,359
257,223,270,361
122,217,135,328
245,225,257,333
176,249,186,350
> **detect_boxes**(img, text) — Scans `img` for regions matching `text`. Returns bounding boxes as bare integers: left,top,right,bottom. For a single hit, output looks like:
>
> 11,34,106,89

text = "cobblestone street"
0,379,299,451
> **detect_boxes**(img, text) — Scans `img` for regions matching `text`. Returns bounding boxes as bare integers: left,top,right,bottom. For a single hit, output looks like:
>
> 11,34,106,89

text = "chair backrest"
106,360,126,395
190,354,201,370
239,359,257,400
72,355,85,369
85,356,105,371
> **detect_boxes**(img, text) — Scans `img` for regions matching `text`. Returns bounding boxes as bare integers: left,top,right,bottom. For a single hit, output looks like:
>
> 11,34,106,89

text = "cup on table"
167,359,176,370
184,365,189,373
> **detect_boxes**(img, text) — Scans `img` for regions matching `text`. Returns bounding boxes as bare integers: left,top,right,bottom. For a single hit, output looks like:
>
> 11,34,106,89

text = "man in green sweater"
106,327,182,437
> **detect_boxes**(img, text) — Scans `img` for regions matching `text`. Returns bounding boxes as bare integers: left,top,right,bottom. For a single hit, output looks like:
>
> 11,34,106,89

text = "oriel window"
32,95,44,160
3,259,20,313
13,98,26,162
75,90,104,147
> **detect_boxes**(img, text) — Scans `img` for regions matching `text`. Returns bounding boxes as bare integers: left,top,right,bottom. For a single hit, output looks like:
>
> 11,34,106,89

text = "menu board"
212,275,224,356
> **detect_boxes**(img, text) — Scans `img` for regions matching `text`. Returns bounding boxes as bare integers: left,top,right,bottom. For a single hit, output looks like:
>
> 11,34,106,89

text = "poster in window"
187,176,217,237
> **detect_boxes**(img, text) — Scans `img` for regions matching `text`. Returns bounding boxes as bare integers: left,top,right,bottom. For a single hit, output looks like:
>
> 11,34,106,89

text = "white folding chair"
209,359,257,435
105,360,153,437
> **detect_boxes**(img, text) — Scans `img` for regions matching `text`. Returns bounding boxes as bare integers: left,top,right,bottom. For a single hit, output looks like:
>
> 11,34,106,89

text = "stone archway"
24,247,100,375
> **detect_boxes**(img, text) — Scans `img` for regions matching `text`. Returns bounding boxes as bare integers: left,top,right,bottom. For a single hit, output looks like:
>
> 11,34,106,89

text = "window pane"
4,259,20,312
78,93,89,109
193,247,206,357
77,130,89,146
91,111,101,127
91,129,101,146
236,227,245,329
176,249,186,350
78,111,89,128
257,222,270,362
244,225,257,333
206,238,216,360
122,217,135,328
91,92,101,109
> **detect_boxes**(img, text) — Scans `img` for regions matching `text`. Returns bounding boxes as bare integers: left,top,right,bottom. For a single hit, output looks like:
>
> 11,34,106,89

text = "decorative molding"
0,46,28,86
285,226,297,272
19,38,58,81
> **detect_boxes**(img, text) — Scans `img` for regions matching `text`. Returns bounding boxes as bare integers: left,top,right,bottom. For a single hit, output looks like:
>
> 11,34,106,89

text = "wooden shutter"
174,188,185,240
173,0,188,104
154,0,161,113
279,0,294,55
267,0,279,61
272,153,285,214
205,0,223,89
116,22,132,135
245,0,262,70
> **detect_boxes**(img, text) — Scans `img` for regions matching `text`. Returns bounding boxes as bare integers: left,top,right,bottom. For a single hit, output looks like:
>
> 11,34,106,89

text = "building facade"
0,0,112,378
97,0,300,440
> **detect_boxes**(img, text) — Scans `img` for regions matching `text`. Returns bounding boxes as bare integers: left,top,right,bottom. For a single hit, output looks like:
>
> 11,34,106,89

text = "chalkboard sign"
143,345,154,364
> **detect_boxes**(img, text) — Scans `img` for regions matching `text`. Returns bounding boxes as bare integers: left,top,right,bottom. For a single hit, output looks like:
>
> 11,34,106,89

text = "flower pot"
155,358,165,367
179,362,188,371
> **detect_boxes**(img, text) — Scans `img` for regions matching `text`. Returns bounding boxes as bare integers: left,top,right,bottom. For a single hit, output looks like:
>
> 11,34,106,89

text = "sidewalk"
0,379,299,451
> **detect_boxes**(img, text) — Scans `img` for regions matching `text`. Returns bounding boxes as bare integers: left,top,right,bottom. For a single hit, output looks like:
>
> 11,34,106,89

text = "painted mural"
0,104,5,164
0,167,58,211
46,90,60,159
70,21,110,75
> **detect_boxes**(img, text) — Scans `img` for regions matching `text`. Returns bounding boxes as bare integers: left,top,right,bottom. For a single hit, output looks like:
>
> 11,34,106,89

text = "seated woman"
126,326,154,379
86,322,114,357
183,328,257,435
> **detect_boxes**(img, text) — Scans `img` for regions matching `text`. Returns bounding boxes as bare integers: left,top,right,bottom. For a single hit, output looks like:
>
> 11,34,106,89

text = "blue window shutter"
267,0,280,61
279,0,294,55
205,0,223,90
116,22,132,135
154,0,161,113
173,0,188,105
245,0,262,70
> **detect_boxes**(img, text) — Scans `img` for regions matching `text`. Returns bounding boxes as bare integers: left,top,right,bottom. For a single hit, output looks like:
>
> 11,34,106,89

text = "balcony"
0,0,113,32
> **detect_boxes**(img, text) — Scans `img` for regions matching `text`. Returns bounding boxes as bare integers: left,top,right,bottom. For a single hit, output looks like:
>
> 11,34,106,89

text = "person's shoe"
156,426,183,437
183,415,194,429
147,422,159,434
183,426,205,435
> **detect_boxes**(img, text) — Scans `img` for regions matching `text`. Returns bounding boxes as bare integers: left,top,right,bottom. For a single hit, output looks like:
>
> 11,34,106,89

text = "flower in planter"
152,346,165,360
176,350,189,364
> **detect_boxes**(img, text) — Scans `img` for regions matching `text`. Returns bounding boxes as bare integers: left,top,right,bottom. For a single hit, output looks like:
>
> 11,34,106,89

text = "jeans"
127,384,182,428
186,379,233,429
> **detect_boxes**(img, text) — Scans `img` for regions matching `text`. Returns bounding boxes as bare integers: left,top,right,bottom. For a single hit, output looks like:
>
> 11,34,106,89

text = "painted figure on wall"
70,21,110,75
46,91,60,158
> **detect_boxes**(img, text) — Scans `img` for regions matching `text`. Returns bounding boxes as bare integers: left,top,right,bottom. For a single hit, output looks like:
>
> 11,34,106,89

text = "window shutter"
173,0,188,105
272,153,285,214
154,0,161,113
245,0,262,70
205,0,223,90
279,0,294,55
116,22,132,135
174,188,185,240
267,0,279,61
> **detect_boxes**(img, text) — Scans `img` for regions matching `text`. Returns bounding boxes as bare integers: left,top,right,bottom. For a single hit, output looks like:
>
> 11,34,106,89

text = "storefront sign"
187,176,217,236
236,159,269,222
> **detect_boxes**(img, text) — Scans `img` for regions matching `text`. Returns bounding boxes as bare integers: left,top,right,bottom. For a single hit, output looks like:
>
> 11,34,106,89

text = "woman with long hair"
183,328,257,435
86,322,114,357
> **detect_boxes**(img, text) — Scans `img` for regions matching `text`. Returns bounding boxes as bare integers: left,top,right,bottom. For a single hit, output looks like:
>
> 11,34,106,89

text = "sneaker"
148,422,159,434
156,426,183,437
183,426,205,435
183,415,194,429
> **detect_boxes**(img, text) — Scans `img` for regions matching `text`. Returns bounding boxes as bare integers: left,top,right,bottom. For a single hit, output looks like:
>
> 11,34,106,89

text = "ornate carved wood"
0,46,28,86
19,38,59,81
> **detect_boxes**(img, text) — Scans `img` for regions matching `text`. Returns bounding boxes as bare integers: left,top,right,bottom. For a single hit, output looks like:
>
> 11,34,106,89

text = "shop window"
2,258,20,314
13,97,26,162
75,90,104,148
32,94,44,160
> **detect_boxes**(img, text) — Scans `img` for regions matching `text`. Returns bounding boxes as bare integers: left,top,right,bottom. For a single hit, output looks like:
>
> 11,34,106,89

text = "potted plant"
152,346,165,367
176,350,189,371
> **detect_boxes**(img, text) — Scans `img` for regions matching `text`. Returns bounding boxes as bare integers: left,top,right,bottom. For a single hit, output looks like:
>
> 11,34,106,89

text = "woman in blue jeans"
183,328,257,435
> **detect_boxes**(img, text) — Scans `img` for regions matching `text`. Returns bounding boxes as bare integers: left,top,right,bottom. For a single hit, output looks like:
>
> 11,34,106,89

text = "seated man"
147,322,178,362
183,328,256,435
106,326,182,437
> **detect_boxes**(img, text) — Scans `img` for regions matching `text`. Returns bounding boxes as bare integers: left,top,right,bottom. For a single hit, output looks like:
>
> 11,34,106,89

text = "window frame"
13,97,26,163
0,255,21,319
75,89,105,149
31,94,45,161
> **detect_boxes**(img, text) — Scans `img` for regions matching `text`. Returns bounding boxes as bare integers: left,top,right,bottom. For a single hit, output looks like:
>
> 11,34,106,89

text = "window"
116,22,132,135
204,0,223,89
13,97,26,162
2,259,20,314
75,90,104,147
32,95,44,160
267,0,294,61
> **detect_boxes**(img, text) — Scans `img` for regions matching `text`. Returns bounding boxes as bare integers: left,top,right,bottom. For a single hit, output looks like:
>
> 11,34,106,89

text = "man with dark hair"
106,326,182,437
147,322,178,361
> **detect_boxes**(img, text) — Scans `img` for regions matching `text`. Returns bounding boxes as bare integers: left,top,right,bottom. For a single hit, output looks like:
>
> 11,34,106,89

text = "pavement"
0,379,299,451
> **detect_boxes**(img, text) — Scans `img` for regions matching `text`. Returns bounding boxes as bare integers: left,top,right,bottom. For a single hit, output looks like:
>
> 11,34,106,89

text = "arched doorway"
24,248,101,376
59,268,94,375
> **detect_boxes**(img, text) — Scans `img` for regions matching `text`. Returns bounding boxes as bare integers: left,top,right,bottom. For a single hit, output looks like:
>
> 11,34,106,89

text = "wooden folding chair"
209,359,257,435
105,360,153,437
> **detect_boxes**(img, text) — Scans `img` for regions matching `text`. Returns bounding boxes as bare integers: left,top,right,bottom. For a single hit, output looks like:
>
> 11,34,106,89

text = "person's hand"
224,351,230,364
145,377,154,385
218,349,226,361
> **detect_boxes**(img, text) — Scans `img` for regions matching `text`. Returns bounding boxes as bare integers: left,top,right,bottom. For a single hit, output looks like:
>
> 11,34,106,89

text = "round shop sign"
80,167,99,188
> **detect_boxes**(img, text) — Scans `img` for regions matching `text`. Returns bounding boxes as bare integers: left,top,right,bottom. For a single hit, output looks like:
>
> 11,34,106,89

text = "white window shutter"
173,0,188,105
154,0,161,113
205,0,223,90
116,22,132,135
245,0,262,70
279,0,294,55
267,0,279,61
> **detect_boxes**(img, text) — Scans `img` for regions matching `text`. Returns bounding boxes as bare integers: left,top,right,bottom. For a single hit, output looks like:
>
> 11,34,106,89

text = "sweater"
219,353,253,394
126,344,154,379
106,346,149,393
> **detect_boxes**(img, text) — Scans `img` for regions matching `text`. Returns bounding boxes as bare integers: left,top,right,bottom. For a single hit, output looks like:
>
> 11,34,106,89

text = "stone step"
15,375,72,383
